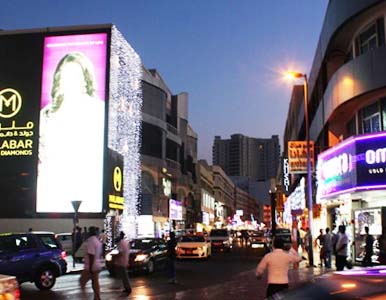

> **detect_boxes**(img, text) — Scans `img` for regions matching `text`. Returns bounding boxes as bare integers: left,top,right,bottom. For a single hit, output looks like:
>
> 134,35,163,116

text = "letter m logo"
0,88,22,118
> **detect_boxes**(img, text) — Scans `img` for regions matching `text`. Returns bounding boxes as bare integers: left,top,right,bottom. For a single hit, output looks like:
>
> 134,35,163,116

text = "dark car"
209,229,232,252
0,232,67,290
281,266,386,299
248,230,269,251
106,237,168,275
267,228,292,250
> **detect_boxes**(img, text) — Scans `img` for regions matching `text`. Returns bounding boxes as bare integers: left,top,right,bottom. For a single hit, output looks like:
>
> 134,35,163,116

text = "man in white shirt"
256,236,302,299
80,226,103,300
335,225,348,271
115,231,131,295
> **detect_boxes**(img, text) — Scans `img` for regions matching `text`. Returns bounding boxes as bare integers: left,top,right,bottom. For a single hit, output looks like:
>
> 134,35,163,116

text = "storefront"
317,132,386,263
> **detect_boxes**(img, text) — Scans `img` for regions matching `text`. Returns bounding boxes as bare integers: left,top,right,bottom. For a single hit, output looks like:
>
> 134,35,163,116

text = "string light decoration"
108,26,142,240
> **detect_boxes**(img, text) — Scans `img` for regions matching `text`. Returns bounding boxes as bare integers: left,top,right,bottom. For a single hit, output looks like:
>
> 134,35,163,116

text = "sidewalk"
65,256,84,274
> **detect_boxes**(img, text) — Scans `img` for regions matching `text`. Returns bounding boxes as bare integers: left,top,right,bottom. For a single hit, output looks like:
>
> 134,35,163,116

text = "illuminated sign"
162,178,172,197
36,32,107,213
288,141,315,174
288,177,305,211
282,157,290,195
109,166,124,210
0,88,35,158
317,132,386,199
169,199,182,220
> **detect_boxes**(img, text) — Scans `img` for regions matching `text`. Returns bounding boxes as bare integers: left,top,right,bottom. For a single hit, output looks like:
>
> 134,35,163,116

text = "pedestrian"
303,227,312,267
314,229,325,267
363,226,374,267
256,236,302,299
83,226,88,241
114,231,131,295
378,227,386,265
79,226,103,300
322,227,333,269
99,229,107,256
167,231,177,284
75,226,83,253
335,225,348,271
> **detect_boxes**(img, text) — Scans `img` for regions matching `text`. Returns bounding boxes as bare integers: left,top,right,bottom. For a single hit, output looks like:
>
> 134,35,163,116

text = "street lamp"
285,71,314,267
71,200,82,268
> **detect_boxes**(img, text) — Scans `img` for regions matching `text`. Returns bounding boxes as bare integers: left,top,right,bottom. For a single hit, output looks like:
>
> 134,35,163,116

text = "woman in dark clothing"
167,232,177,284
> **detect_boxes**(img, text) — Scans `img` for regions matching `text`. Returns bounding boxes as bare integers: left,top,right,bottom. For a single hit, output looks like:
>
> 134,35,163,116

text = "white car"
176,235,211,259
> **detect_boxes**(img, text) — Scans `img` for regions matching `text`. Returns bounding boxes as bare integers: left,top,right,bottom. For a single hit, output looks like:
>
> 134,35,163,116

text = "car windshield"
180,236,205,242
210,230,228,237
130,239,155,250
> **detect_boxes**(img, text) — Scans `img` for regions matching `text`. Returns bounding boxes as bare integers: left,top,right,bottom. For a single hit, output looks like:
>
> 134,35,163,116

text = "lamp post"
71,200,82,268
269,189,277,236
286,71,314,267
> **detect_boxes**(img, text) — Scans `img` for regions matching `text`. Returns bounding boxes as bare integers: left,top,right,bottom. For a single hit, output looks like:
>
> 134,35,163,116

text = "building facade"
213,134,280,181
282,0,386,264
139,68,197,237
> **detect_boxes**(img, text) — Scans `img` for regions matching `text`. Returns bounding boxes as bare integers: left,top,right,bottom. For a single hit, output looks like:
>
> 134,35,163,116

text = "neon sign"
317,132,386,199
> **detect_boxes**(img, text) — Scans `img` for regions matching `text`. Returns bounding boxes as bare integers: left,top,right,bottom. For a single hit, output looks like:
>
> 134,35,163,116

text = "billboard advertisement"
37,33,108,213
0,28,110,217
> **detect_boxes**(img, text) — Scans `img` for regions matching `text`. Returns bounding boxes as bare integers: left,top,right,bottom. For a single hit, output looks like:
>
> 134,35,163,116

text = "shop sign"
169,199,182,220
317,132,386,199
282,157,290,195
288,141,314,174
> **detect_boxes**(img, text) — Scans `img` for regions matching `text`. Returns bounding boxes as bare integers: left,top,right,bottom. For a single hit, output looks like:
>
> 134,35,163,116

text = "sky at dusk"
1,0,328,162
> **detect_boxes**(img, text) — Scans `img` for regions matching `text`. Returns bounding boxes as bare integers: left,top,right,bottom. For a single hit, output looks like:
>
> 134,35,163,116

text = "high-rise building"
212,134,280,181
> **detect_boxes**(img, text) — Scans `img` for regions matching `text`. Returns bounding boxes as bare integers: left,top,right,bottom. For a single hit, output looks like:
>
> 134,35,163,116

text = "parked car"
0,274,20,300
209,229,232,252
0,232,67,290
105,237,168,275
176,235,211,259
280,266,386,299
55,232,72,254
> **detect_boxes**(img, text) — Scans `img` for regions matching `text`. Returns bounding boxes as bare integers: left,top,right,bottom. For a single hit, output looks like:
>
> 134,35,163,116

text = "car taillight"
61,251,67,260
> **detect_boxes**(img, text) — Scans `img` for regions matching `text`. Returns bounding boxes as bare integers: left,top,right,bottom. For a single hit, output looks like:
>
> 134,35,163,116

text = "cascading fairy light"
108,26,142,240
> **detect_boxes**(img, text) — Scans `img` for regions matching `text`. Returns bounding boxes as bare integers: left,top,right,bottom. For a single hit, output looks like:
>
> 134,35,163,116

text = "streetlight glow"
284,71,305,80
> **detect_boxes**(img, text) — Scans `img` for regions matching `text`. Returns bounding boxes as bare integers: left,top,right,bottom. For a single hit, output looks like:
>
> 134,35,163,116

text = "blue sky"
1,0,328,162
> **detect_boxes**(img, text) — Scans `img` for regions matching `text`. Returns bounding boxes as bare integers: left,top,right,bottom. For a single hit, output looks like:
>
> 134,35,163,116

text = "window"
38,235,60,249
360,102,381,133
355,18,385,56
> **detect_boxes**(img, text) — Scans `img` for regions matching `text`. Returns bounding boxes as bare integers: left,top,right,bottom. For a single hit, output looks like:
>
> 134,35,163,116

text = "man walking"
322,227,333,269
335,225,348,271
256,236,302,299
80,226,103,300
363,226,374,267
314,229,325,267
115,231,131,295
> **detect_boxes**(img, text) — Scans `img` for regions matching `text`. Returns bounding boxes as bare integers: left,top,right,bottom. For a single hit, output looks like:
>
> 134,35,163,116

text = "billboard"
0,28,110,217
36,33,108,213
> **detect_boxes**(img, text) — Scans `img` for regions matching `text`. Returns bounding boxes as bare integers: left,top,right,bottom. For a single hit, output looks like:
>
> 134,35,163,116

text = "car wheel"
146,259,155,274
35,268,56,290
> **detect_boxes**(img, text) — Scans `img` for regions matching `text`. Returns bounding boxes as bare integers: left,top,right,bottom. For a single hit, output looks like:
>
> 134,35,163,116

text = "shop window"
355,18,385,56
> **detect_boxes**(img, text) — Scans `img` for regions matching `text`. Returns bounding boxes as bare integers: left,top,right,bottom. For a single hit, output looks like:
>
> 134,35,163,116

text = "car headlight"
134,254,149,262
105,249,119,261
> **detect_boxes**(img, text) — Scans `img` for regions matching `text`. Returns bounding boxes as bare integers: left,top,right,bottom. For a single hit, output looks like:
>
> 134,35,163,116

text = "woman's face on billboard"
59,61,85,100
